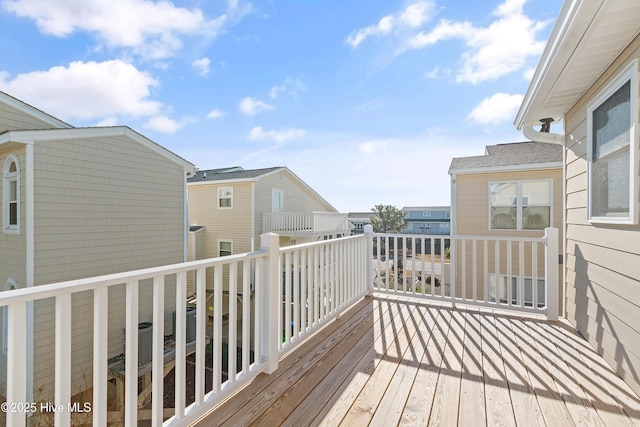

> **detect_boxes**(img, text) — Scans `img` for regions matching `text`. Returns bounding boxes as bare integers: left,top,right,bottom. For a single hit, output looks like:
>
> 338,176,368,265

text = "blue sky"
0,0,561,212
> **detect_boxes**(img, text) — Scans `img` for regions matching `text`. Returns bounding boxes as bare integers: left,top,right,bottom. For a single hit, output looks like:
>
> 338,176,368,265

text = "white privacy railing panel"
371,228,558,318
278,234,369,354
263,212,350,236
0,248,271,427
0,227,558,426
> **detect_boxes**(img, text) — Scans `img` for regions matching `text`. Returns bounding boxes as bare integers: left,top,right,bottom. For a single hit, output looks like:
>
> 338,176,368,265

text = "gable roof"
448,141,563,174
188,166,338,212
0,91,72,129
0,126,195,173
187,166,283,183
515,0,640,130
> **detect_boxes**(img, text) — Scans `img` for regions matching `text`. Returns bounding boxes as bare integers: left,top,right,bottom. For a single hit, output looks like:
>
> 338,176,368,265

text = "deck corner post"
260,232,281,374
364,225,374,295
544,227,559,321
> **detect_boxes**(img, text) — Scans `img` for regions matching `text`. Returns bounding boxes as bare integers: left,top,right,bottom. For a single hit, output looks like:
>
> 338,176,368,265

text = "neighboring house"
448,141,563,308
0,91,195,403
515,0,640,395
348,212,374,235
402,206,450,235
186,166,349,298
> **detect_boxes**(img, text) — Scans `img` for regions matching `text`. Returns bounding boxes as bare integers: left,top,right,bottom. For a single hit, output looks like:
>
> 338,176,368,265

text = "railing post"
260,232,280,374
6,302,27,427
364,225,374,295
544,227,559,321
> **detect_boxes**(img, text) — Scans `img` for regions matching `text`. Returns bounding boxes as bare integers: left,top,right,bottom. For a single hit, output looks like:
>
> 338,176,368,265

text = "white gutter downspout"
522,123,565,145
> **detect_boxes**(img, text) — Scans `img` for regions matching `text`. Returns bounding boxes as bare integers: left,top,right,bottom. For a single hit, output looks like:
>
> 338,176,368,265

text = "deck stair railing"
0,226,557,426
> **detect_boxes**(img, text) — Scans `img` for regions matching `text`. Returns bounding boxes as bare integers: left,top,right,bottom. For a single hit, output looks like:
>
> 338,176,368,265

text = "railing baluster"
55,294,72,427
439,238,445,298
507,240,512,306
472,239,477,302
124,280,139,427
284,252,291,345
430,238,435,297
174,271,187,419
228,262,238,382
196,267,206,403
293,250,300,340
242,261,251,373
532,241,538,309
93,287,108,427
483,239,489,302
152,276,165,425
213,266,222,392
519,241,525,307
6,301,27,427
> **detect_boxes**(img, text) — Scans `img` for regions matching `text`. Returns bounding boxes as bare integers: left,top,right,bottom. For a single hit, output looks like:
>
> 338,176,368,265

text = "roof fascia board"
0,92,72,129
0,127,195,172
448,161,563,176
515,0,602,129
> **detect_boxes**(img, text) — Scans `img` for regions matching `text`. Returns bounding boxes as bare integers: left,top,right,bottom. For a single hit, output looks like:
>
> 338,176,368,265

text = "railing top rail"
372,232,543,243
0,249,268,306
279,233,364,252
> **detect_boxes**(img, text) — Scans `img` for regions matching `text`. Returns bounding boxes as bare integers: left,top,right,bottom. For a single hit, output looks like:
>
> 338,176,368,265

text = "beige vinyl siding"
29,135,186,401
0,102,60,132
454,169,563,308
187,181,253,291
563,36,640,394
253,170,336,246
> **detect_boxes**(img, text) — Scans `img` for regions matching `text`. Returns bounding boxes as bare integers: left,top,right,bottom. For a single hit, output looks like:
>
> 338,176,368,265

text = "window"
422,211,431,217
3,154,20,233
2,278,18,355
489,180,551,230
587,60,638,224
218,187,233,209
219,240,232,257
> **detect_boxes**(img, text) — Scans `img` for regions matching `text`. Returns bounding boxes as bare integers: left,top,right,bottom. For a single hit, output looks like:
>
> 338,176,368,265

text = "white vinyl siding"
587,60,639,224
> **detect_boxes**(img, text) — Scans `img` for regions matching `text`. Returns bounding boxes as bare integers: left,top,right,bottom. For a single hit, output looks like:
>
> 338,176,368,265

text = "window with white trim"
219,240,232,257
489,180,551,230
3,154,20,234
587,60,639,224
218,186,233,209
2,278,18,355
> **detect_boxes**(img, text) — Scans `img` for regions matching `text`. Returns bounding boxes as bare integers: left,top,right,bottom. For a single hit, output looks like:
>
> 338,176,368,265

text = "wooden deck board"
195,295,640,427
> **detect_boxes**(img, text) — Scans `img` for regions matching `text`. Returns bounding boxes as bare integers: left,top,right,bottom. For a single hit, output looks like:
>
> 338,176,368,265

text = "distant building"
402,206,450,235
348,212,374,235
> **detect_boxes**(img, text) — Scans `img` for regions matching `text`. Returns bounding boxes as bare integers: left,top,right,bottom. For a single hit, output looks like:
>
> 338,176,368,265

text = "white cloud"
346,1,435,48
406,0,549,84
206,109,225,119
238,97,274,115
1,0,252,59
0,59,161,121
467,92,524,128
192,57,211,76
247,126,305,143
144,115,184,133
359,140,388,154
269,77,306,99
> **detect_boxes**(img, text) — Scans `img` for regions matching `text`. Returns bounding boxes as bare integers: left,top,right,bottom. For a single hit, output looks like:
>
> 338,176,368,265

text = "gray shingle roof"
187,166,284,183
449,141,562,171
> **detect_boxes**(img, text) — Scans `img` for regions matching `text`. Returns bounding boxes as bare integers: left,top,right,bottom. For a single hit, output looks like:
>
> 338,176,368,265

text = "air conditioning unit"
172,306,197,343
138,322,153,366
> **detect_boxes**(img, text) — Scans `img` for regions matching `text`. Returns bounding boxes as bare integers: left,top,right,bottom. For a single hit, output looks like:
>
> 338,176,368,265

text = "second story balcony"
263,211,351,238
1,226,639,426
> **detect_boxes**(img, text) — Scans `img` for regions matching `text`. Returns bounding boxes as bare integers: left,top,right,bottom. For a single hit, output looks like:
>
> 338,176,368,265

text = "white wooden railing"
0,227,558,426
263,212,351,237
371,227,559,319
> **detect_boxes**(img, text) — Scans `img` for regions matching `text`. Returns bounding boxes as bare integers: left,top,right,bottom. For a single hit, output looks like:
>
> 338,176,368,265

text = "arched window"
3,154,20,234
2,278,18,355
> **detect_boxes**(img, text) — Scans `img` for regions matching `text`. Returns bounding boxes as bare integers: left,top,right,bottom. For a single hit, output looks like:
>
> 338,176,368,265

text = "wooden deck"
194,295,640,426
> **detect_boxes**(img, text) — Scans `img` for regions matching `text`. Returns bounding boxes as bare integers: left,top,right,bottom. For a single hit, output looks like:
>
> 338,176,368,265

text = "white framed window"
218,186,233,209
587,60,639,224
2,278,18,355
422,211,431,217
3,154,20,234
219,240,232,257
489,180,552,230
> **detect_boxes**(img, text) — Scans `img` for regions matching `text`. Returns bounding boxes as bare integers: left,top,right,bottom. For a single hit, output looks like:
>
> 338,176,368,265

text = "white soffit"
516,0,640,128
